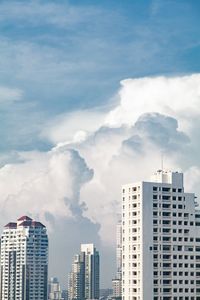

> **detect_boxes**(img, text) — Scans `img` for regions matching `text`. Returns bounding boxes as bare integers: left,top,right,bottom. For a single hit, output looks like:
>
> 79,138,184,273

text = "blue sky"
1,0,200,152
1,0,200,288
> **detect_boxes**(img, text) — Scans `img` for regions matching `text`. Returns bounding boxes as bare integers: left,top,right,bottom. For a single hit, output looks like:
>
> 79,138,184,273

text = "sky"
1,0,200,288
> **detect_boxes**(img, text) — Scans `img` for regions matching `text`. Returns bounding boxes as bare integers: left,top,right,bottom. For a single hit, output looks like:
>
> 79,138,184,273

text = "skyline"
0,0,200,288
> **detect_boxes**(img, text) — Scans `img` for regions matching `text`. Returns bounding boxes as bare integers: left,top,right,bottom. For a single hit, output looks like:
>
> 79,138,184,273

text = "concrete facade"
122,170,200,300
0,216,48,300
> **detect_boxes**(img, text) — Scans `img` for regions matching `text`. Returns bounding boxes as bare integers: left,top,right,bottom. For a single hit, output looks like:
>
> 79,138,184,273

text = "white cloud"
41,74,200,244
41,110,106,144
105,74,200,132
0,147,93,228
1,74,200,285
76,113,186,243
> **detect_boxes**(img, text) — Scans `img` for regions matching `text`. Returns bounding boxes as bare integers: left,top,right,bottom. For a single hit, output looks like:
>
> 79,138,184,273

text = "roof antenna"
161,151,164,172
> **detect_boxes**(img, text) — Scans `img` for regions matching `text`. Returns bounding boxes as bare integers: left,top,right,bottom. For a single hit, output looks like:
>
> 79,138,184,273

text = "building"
112,278,122,300
116,220,122,280
61,289,68,300
0,215,48,300
81,244,100,300
68,244,100,300
48,277,62,300
112,220,122,300
68,254,85,300
122,170,200,300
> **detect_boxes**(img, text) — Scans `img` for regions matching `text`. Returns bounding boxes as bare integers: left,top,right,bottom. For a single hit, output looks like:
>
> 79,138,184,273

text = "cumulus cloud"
75,113,188,243
41,110,105,144
42,74,200,245
0,147,93,226
1,74,200,286
105,74,200,132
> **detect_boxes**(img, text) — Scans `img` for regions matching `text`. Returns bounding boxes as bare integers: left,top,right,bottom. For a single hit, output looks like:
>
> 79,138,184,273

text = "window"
162,187,170,192
163,204,170,208
163,195,170,200
163,212,171,217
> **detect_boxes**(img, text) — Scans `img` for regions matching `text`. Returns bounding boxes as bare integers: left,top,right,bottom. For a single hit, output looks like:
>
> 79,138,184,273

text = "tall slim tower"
48,277,62,300
116,220,122,280
122,170,200,300
112,219,122,300
68,244,100,300
81,244,100,300
68,254,85,300
0,215,48,300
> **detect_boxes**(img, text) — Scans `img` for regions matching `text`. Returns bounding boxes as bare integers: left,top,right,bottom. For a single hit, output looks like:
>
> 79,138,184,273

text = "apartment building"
0,215,48,300
68,244,100,300
122,170,200,300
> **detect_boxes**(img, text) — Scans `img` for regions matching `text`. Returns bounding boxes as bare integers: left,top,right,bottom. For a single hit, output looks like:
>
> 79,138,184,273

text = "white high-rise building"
116,220,122,280
112,219,122,300
81,244,100,300
68,254,85,300
48,277,62,300
122,170,200,300
68,244,99,300
0,215,48,300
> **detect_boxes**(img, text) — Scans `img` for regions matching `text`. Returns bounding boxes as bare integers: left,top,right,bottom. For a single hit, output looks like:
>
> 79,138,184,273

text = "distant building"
68,254,85,300
112,220,122,300
112,279,121,300
116,220,122,280
81,244,100,300
68,244,100,300
61,289,68,300
0,215,48,300
122,170,200,299
48,277,62,299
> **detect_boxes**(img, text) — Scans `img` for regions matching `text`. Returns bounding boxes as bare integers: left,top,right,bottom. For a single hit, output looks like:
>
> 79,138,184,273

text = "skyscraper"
112,220,122,300
68,254,85,300
68,244,100,300
48,277,62,300
122,170,200,300
116,220,122,280
0,215,48,300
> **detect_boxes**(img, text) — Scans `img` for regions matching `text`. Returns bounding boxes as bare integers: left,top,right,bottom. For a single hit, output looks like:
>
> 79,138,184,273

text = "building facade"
61,289,68,300
122,170,200,300
68,254,85,300
81,244,100,300
116,220,122,281
112,278,122,300
112,220,122,300
68,244,100,300
48,277,62,300
0,215,48,300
